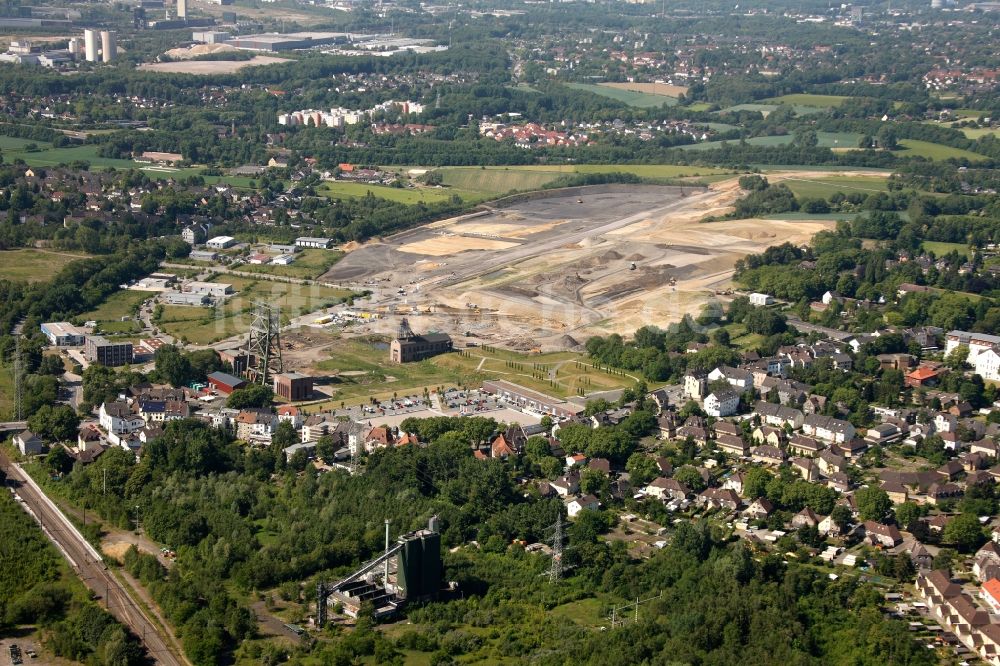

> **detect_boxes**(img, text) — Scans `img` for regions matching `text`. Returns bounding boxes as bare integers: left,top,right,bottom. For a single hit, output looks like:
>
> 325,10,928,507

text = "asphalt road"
1,453,186,666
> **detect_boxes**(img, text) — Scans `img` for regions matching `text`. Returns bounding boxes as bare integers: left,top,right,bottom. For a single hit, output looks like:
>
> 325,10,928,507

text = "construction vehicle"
629,262,637,271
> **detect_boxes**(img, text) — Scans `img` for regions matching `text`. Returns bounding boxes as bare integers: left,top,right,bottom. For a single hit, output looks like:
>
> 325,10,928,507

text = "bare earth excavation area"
324,174,878,350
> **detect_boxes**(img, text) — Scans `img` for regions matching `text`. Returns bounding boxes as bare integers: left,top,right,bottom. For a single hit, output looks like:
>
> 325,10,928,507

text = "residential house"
802,414,855,444
99,401,145,435
645,477,689,501
909,542,934,570
743,498,775,520
13,430,44,455
788,434,824,457
551,473,581,496
235,410,277,443
683,370,707,399
790,457,820,481
697,487,741,511
975,542,1000,583
708,366,753,391
865,423,903,445
566,494,600,518
864,521,903,548
751,426,784,447
818,513,845,536
722,471,745,496
276,405,303,429
817,450,846,476
716,434,749,457
982,578,1000,614
880,481,909,505
754,401,804,429
751,445,785,466
704,389,740,418
791,507,820,529
927,482,964,505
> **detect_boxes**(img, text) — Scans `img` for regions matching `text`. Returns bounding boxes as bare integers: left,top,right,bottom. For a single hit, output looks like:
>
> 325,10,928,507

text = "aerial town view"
2,0,1000,663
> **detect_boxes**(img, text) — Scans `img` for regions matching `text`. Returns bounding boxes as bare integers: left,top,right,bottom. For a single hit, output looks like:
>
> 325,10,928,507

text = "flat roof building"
85,336,134,367
274,372,312,401
206,235,237,249
185,281,233,297
41,321,86,346
163,291,211,306
295,236,333,249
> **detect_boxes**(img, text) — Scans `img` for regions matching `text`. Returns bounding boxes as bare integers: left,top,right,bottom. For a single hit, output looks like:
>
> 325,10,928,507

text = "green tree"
227,384,274,409
943,513,986,552
625,453,658,487
855,487,892,522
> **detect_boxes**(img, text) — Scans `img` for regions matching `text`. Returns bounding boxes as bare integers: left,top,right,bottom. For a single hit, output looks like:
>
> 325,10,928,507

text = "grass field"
0,249,90,282
157,278,356,345
958,127,1000,139
763,93,851,107
434,164,732,197
306,340,644,408
319,181,462,204
437,167,566,195
79,290,148,325
236,248,345,280
922,241,970,259
565,82,679,108
0,360,13,419
780,175,889,199
681,132,861,152
897,139,988,162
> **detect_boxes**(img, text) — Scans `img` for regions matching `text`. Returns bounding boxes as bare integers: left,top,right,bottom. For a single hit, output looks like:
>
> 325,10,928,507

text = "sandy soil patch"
600,82,688,96
138,55,286,74
397,235,519,256
451,219,568,238
103,541,134,562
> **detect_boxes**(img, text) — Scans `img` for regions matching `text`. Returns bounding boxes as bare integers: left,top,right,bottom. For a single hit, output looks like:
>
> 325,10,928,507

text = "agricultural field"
157,278,356,345
237,248,346,280
0,248,90,282
779,174,890,199
763,93,852,107
897,139,988,162
565,82,679,108
319,180,464,204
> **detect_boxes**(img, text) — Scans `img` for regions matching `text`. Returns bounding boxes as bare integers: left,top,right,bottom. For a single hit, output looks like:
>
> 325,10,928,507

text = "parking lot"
342,388,542,429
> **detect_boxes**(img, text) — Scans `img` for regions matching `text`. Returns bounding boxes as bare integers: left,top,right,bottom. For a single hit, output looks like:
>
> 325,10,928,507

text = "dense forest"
0,491,145,665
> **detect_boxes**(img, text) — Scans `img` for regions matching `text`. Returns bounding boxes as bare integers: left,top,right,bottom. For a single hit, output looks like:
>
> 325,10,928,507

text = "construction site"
321,176,844,352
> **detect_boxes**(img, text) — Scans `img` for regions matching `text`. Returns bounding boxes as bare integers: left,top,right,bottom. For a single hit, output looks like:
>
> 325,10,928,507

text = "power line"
549,514,564,583
13,333,24,421
608,593,663,629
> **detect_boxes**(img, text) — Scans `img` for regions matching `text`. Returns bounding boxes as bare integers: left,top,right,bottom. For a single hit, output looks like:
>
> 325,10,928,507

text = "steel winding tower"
244,301,283,385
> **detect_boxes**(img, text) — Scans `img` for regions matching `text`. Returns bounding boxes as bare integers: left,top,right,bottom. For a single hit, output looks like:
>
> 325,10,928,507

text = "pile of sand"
601,250,625,261
163,43,239,60
560,334,581,349
625,253,645,262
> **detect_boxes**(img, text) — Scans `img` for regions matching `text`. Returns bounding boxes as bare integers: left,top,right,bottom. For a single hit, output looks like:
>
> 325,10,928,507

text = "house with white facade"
704,389,739,417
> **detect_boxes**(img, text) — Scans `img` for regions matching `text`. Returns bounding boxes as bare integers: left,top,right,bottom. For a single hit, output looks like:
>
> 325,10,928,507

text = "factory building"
41,322,86,346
